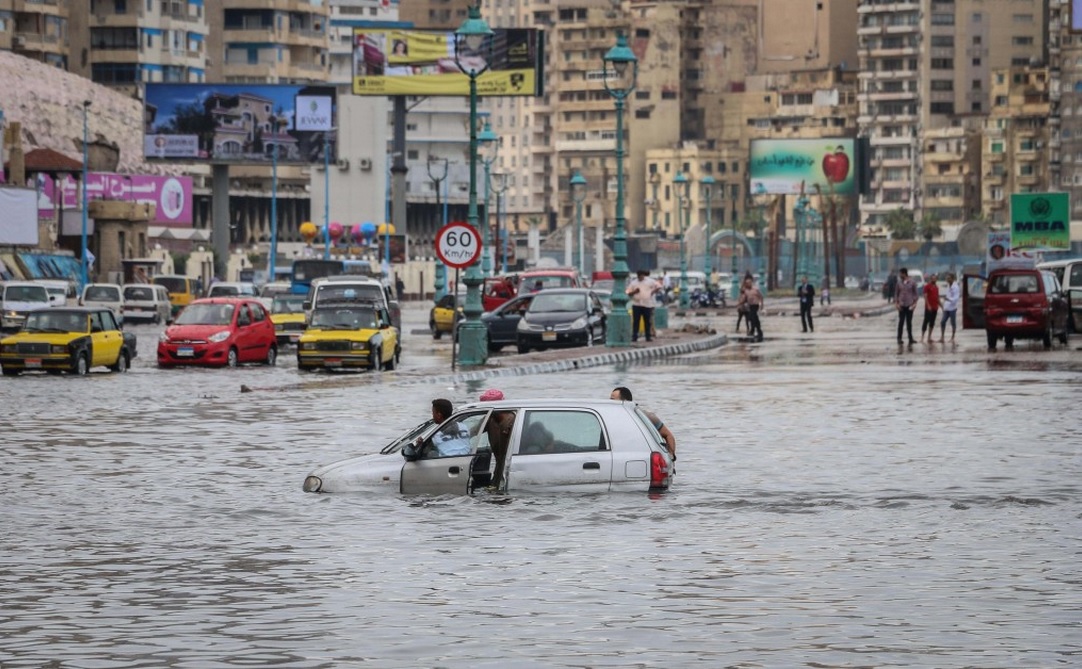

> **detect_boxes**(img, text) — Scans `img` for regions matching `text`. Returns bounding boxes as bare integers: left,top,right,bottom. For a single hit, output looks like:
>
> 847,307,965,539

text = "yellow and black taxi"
269,294,307,346
429,292,463,340
0,307,137,376
296,301,400,372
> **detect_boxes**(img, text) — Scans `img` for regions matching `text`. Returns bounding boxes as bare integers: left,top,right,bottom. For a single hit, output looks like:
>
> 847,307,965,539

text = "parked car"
429,293,461,340
153,274,200,317
80,283,124,324
480,293,534,351
302,399,674,495
1037,257,1082,332
983,268,1069,350
270,294,307,346
303,275,401,331
516,288,606,354
519,267,584,293
1,281,53,332
483,274,520,313
296,301,399,372
0,307,137,376
122,284,172,324
33,279,77,306
157,298,277,368
206,281,258,298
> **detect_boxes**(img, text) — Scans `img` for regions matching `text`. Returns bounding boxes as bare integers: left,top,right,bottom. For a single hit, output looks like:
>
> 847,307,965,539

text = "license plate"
25,358,42,369
177,347,195,357
542,331,557,342
1006,315,1023,324
324,358,343,367
289,334,301,342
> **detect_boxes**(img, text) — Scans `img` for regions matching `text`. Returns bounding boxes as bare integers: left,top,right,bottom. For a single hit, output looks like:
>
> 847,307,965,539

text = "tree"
884,207,917,240
918,213,943,243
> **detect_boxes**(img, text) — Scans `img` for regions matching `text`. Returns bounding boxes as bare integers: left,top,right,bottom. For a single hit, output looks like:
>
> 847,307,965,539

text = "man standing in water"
797,275,815,333
894,267,919,345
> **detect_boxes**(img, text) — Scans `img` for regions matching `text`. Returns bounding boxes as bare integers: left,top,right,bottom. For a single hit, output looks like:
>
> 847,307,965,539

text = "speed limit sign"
435,222,482,269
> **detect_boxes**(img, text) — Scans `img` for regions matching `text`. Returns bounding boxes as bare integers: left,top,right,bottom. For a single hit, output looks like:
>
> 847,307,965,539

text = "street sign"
435,222,481,269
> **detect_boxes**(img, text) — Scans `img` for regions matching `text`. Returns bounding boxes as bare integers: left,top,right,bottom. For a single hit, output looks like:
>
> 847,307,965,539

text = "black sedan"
516,289,606,354
481,294,534,352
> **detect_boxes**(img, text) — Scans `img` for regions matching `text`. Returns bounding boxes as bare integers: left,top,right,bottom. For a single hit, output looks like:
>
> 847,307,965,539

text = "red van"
519,267,583,294
483,273,520,312
982,268,1069,350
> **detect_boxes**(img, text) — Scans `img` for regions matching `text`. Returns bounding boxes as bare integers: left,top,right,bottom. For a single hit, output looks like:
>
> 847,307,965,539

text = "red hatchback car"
157,298,278,368
983,268,1069,350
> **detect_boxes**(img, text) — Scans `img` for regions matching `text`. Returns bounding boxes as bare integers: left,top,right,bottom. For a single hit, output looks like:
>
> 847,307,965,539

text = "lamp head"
569,170,587,202
455,4,493,59
701,174,715,198
603,33,637,78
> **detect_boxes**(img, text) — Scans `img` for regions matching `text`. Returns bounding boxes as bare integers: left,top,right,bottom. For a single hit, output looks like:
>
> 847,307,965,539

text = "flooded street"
1,304,1080,667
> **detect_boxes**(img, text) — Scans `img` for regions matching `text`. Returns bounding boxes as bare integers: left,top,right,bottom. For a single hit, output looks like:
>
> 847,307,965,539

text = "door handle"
448,466,461,474
583,462,600,470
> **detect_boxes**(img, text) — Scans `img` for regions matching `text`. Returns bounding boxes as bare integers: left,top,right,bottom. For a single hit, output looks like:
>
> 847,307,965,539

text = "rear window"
4,285,50,302
124,286,155,300
85,286,120,301
154,277,188,293
989,273,1040,294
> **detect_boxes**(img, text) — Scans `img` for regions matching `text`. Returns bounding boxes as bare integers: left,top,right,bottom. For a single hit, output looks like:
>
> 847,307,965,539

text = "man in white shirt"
626,269,661,342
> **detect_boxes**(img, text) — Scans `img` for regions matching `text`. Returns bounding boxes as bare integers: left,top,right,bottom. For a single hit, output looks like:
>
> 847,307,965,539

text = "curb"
397,333,728,387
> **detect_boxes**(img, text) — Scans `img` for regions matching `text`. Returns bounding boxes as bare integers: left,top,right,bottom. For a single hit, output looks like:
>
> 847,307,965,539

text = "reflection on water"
0,341,1079,668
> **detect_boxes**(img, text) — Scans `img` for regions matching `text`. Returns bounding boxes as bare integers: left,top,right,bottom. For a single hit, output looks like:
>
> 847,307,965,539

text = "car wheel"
431,321,442,340
73,352,89,376
385,347,397,370
152,313,161,325
265,345,278,366
371,348,383,372
226,348,239,368
109,350,129,373
986,331,997,350
1,367,19,377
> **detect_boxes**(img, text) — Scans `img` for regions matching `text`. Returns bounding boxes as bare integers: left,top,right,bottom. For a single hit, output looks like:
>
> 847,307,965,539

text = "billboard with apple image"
749,139,857,196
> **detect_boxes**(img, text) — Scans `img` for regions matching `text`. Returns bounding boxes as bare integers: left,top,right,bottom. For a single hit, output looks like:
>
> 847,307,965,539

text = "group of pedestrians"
893,268,960,345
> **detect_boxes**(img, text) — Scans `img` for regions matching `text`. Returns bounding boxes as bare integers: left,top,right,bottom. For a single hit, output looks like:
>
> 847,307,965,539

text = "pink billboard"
38,173,194,226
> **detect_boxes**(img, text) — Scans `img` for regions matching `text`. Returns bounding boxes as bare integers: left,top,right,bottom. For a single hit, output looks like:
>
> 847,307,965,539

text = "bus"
290,258,345,295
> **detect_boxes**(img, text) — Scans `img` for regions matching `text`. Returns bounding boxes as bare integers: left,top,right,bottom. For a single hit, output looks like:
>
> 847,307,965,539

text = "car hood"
524,311,587,326
1,330,87,345
270,313,307,324
304,452,404,493
165,324,233,339
3,300,50,312
301,327,379,341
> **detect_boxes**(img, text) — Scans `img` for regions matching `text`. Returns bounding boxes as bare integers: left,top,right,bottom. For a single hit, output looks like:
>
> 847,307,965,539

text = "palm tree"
884,207,917,240
918,213,942,243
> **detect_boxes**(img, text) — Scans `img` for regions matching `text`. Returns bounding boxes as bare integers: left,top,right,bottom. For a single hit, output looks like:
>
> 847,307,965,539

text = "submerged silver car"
302,399,674,495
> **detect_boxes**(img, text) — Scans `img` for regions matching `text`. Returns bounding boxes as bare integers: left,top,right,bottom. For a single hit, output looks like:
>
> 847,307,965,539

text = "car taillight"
650,451,670,489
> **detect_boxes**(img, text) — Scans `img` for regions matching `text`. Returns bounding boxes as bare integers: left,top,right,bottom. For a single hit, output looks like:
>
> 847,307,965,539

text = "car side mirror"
302,301,312,310
401,441,422,461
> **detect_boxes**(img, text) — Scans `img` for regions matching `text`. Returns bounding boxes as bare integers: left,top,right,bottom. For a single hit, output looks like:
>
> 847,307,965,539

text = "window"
930,35,955,47
1013,14,1033,23
1013,36,1034,46
930,102,955,114
519,410,605,455
635,109,651,119
931,13,955,25
931,80,954,91
932,58,953,69
991,141,1003,154
972,58,981,66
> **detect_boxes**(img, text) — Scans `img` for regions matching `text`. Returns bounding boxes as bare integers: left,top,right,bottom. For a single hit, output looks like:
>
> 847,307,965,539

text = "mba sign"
295,96,333,132
1010,193,1071,251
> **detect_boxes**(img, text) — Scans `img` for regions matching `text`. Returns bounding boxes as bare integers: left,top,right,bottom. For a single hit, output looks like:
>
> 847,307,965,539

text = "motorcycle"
690,286,726,309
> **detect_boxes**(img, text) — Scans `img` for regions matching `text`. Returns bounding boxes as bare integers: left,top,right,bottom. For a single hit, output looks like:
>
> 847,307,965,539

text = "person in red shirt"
920,273,940,342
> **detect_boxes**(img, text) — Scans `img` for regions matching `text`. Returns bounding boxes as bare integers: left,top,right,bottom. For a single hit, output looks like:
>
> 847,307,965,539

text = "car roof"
529,287,595,295
1037,258,1082,268
211,281,255,288
191,297,256,304
314,299,381,309
461,398,627,411
84,282,123,288
33,306,108,315
314,275,383,284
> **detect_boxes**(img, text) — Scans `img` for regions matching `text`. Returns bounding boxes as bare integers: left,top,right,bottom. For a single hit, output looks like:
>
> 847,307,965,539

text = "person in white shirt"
939,272,962,343
626,269,661,342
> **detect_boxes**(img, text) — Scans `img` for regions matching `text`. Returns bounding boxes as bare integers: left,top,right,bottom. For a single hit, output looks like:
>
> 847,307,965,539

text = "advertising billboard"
144,84,336,164
1010,193,1071,251
352,28,543,97
1072,0,1082,31
37,173,194,226
749,138,858,196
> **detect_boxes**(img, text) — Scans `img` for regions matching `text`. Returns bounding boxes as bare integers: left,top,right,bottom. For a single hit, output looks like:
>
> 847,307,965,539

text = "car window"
237,306,252,326
86,286,120,301
101,310,118,330
422,411,489,459
990,274,1039,294
4,285,50,302
90,311,105,333
530,293,586,313
125,286,154,300
518,410,605,455
437,294,455,309
250,303,266,322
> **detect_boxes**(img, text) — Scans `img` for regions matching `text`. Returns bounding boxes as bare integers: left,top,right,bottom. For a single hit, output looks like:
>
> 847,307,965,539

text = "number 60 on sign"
435,222,482,269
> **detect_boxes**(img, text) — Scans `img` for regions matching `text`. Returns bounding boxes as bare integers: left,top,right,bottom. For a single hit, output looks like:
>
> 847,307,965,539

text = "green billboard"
749,138,857,196
1009,193,1071,251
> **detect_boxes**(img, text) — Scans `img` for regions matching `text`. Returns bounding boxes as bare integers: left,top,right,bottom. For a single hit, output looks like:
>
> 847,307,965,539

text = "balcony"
554,138,615,152
14,0,65,15
223,27,279,43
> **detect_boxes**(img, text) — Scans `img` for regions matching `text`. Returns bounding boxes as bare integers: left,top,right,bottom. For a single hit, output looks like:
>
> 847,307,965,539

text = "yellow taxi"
429,293,462,340
269,294,307,346
296,301,400,372
0,307,137,376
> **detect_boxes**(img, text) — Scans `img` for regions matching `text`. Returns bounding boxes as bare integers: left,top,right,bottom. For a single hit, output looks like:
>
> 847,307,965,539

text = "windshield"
990,273,1039,294
381,420,437,454
272,296,306,314
525,275,574,290
530,293,587,313
4,285,50,303
260,284,290,297
84,286,120,301
310,307,379,330
209,284,255,297
124,286,155,300
24,311,87,333
317,285,382,303
154,277,188,293
176,303,235,325
292,260,344,282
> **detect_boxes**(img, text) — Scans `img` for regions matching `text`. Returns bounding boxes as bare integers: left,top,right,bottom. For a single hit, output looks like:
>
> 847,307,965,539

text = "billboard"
144,84,336,164
1010,193,1071,251
352,28,543,97
1072,0,1082,31
749,138,858,196
0,187,38,246
38,173,194,226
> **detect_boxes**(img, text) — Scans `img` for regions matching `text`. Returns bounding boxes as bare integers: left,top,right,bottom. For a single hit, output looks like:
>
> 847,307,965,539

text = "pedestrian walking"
919,273,940,342
820,275,831,306
395,273,406,301
626,269,661,343
738,276,764,342
894,267,919,345
797,275,815,333
939,272,961,343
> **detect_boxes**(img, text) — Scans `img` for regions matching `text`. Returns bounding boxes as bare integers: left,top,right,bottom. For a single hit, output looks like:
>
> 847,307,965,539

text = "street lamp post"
323,129,334,260
602,33,638,347
80,100,91,287
427,155,450,301
454,2,494,365
268,114,280,281
673,171,691,309
569,170,587,277
701,174,715,291
478,122,499,276
648,171,668,327
491,171,509,273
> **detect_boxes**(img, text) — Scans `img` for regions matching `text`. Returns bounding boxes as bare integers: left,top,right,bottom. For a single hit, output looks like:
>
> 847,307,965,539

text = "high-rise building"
70,0,208,91
206,0,329,83
3,0,69,69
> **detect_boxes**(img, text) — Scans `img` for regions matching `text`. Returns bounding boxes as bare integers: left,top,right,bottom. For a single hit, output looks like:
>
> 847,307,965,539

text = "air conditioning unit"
358,157,373,171
13,36,27,48
336,158,350,170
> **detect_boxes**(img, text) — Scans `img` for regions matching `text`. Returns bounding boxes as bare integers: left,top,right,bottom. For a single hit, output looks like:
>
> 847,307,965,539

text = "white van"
80,283,125,324
122,283,172,324
303,275,401,330
33,279,78,307
1,281,53,332
1037,257,1082,332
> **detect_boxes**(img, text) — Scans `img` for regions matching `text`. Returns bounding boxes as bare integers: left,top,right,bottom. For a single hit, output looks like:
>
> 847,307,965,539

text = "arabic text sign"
38,173,193,226
1009,193,1070,251
749,138,857,196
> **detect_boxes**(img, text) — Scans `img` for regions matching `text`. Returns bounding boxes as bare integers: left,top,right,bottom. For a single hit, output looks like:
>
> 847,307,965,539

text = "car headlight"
208,330,231,343
350,341,368,351
274,323,284,331
50,345,68,354
159,331,169,343
571,316,588,329
1,344,16,354
517,320,543,332
4,310,18,318
299,341,318,351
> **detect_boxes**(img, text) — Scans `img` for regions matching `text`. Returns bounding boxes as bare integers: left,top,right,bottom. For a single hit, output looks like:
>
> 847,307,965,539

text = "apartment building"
921,123,981,230
205,0,329,83
857,0,1045,231
2,0,68,68
981,67,1053,225
70,0,207,90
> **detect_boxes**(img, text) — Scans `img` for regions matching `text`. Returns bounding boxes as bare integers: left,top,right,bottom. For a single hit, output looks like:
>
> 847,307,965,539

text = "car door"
1066,262,1082,332
962,274,986,329
490,295,531,344
233,303,257,361
401,411,490,495
90,311,122,367
249,302,274,355
507,409,613,492
588,293,606,340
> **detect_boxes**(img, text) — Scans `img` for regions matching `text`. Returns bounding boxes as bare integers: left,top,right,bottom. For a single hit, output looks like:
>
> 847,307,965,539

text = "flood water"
1,311,1080,668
